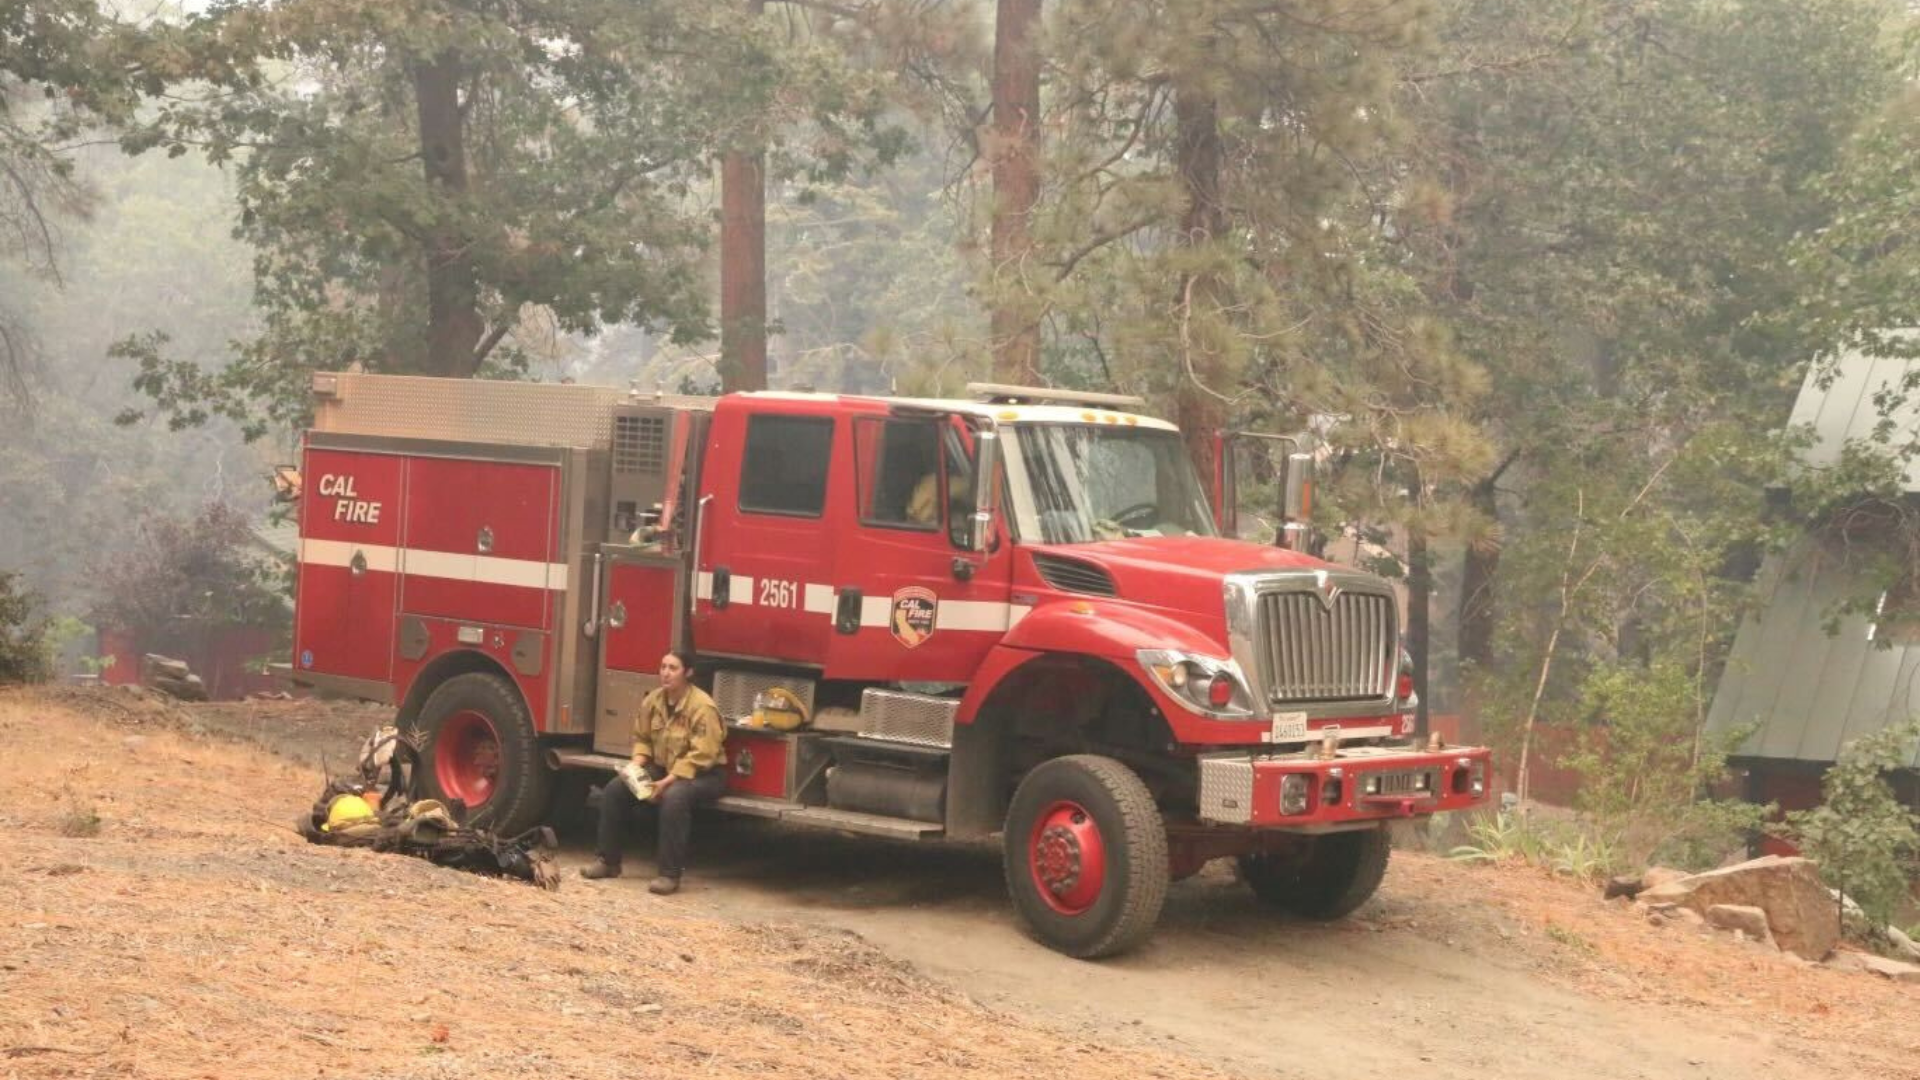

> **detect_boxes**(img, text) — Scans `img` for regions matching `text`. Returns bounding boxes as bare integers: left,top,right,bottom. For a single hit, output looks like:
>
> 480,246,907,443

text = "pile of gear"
297,726,562,890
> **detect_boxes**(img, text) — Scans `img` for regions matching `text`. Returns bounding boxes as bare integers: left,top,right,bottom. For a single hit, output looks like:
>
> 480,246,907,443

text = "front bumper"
1197,744,1492,827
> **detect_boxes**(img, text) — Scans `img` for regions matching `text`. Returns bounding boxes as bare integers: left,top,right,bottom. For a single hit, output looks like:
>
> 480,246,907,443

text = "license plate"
1270,712,1309,741
1372,770,1432,796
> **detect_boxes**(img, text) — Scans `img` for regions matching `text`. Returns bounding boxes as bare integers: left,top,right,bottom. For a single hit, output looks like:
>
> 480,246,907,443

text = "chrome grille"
1257,590,1396,703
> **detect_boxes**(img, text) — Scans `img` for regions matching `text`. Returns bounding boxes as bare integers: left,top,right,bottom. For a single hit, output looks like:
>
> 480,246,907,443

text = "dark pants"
595,764,727,879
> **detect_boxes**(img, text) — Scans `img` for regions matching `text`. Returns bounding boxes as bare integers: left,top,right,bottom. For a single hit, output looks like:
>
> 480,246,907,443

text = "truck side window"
854,417,942,531
739,414,833,517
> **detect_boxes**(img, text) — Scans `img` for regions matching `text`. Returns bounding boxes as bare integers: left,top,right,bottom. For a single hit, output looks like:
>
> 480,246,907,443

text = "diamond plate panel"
1197,754,1255,824
313,372,711,450
712,670,818,723
857,688,958,748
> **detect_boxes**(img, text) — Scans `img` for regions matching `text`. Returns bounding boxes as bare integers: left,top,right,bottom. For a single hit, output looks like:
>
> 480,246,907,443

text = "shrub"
0,571,51,684
1565,661,1769,870
1781,721,1920,933
1448,809,1623,879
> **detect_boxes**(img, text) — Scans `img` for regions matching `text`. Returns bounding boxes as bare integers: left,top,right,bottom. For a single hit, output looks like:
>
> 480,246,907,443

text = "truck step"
548,749,627,772
713,795,804,820
780,806,943,840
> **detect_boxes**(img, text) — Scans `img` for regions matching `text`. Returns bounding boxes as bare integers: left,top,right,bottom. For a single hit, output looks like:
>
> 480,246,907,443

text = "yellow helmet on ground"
323,793,378,832
750,687,810,731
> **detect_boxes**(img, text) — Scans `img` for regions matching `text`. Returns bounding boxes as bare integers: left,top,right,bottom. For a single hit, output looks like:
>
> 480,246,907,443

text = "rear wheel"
417,672,552,836
1004,755,1167,959
1237,826,1390,920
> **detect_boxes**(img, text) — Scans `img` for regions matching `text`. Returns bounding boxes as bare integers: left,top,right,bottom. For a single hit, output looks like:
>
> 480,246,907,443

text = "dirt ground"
4,687,1917,1080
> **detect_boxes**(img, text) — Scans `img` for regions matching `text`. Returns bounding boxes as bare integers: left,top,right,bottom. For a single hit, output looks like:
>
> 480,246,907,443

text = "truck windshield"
1010,424,1218,544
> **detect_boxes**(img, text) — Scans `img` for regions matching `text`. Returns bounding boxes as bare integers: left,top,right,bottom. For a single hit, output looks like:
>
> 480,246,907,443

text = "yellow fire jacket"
632,685,725,779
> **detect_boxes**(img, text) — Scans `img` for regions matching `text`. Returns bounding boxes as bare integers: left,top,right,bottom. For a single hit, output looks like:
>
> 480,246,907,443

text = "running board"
781,806,943,840
554,754,944,840
714,795,803,820
549,749,626,772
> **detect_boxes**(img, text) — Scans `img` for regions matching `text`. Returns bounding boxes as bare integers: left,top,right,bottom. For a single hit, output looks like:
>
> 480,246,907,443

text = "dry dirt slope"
0,690,1227,1080
7,686,1919,1080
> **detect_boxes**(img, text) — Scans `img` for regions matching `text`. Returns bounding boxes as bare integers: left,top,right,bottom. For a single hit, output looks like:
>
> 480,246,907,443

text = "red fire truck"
291,371,1489,957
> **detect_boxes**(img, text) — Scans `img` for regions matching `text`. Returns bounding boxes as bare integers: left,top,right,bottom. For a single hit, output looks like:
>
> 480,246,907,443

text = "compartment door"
592,553,684,756
295,447,405,686
400,457,559,629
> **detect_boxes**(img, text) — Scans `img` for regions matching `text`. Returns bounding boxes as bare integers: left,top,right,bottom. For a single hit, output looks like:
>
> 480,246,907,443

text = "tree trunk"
414,52,484,378
990,0,1042,384
1173,88,1226,482
719,150,767,392
719,0,768,393
1458,475,1498,669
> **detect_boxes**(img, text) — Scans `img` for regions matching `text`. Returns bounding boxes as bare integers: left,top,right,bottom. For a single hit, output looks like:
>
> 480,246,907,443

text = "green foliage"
1563,661,1770,870
1447,810,1622,879
1782,721,1920,932
1785,78,1920,367
114,0,906,436
0,570,52,684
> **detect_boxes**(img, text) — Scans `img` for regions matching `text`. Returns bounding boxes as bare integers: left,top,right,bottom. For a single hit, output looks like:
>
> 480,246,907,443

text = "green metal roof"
1787,345,1920,487
1708,346,1920,767
1707,538,1920,768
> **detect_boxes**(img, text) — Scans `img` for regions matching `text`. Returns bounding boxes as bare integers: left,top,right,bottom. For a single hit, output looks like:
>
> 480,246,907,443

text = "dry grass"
0,689,1224,1080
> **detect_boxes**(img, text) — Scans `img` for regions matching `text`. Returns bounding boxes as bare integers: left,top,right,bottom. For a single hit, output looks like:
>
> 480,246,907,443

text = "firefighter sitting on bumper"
582,649,726,894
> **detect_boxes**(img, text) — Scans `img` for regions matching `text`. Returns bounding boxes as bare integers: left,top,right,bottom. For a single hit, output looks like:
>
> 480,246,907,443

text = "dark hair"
661,649,693,672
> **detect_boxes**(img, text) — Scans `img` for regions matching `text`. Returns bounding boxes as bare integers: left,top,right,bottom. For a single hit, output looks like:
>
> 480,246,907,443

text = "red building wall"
98,626,284,700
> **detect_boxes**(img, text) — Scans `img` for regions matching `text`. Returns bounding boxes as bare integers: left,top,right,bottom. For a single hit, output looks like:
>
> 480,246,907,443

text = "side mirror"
270,465,302,504
968,429,999,554
1280,452,1313,549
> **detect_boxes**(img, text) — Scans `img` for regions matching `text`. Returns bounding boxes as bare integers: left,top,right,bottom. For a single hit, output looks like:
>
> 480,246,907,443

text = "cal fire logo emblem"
890,587,938,649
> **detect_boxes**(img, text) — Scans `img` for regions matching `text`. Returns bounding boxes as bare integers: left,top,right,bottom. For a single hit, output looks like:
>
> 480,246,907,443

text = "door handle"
711,567,731,610
834,588,863,635
582,551,604,638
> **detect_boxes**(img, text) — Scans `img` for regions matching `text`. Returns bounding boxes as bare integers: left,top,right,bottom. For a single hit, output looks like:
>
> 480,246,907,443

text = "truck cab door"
691,399,842,667
824,413,1013,682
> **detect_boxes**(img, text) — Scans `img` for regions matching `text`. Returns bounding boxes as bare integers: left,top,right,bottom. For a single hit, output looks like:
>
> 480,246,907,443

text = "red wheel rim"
435,709,501,807
1028,799,1107,915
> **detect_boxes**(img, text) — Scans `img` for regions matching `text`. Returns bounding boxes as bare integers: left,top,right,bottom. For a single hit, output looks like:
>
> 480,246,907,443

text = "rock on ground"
1636,856,1837,961
1705,905,1776,948
1824,951,1920,983
1885,925,1920,964
1642,866,1691,892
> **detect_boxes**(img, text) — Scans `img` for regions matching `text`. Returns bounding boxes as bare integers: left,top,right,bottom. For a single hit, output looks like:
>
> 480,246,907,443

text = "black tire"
416,672,553,837
1237,826,1391,920
1003,755,1168,959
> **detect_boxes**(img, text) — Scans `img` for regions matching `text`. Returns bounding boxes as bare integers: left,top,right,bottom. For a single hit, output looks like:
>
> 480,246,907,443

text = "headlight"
1279,774,1310,815
1137,649,1256,718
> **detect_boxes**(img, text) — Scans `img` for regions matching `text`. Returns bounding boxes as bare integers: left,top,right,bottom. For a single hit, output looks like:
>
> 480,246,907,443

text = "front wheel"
1237,826,1390,920
1003,755,1168,959
416,672,553,837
